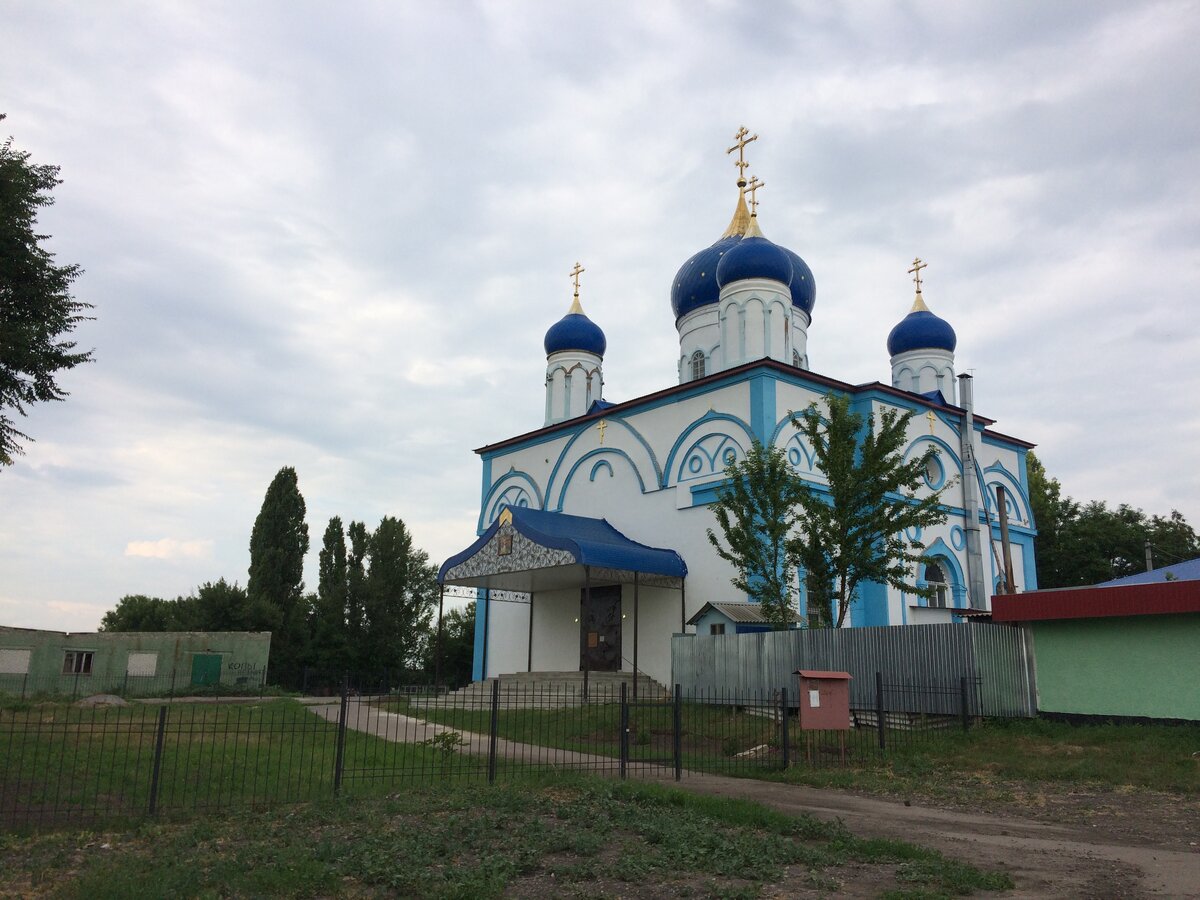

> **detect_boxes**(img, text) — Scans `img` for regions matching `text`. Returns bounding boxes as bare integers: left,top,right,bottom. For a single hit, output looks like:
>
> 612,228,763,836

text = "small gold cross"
570,261,585,298
908,257,928,293
926,410,937,433
596,419,608,444
745,176,765,215
726,126,758,185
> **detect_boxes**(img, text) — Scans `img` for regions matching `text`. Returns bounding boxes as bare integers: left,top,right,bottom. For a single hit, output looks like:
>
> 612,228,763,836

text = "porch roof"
438,507,687,592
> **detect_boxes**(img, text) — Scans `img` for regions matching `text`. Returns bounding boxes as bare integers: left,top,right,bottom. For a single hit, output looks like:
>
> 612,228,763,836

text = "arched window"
792,350,801,368
690,350,706,381
925,562,949,608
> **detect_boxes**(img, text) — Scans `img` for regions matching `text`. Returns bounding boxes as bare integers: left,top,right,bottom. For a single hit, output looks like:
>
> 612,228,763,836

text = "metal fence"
672,622,1036,717
1,677,991,828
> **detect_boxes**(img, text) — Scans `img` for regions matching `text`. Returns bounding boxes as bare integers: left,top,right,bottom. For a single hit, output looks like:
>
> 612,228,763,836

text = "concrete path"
309,699,1200,898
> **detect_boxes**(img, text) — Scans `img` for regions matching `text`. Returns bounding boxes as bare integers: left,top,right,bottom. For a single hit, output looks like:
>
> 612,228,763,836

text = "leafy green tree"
427,601,476,688
247,466,310,685
311,516,349,674
362,515,438,684
100,595,176,631
706,441,807,629
791,394,950,627
1027,452,1199,588
1,115,93,466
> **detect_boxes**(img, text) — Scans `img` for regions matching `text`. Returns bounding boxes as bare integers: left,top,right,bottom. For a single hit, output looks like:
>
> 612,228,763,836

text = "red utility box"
794,670,852,731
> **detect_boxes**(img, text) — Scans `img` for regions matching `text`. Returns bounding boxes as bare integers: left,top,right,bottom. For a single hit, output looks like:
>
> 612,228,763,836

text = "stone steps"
411,671,670,710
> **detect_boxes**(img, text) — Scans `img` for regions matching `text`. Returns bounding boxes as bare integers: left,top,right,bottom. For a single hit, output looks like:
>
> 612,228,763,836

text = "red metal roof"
991,580,1200,623
794,670,852,680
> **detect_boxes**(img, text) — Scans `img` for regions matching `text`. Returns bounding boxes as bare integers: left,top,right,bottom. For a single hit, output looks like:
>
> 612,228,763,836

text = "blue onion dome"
670,235,741,320
887,294,957,356
544,297,607,357
716,235,793,288
782,247,816,315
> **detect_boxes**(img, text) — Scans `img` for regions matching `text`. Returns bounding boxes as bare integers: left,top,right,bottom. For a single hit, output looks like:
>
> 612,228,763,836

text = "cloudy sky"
3,1,1198,632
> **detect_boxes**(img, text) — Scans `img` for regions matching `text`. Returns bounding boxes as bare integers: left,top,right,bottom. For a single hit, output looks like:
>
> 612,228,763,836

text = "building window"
690,350,706,380
62,651,94,675
925,562,949,608
709,623,726,635
0,648,32,675
126,651,158,677
792,350,801,367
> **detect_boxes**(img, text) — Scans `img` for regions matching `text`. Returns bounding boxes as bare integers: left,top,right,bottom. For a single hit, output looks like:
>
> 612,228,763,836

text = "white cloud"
124,539,215,561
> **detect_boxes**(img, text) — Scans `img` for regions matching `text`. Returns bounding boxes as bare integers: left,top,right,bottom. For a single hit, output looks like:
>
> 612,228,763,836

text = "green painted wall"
0,628,271,696
1032,614,1200,721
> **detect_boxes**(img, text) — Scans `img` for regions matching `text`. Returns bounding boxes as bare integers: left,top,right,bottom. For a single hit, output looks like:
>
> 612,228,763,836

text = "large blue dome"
716,236,793,288
782,247,816,315
670,235,741,320
887,309,957,356
544,311,606,357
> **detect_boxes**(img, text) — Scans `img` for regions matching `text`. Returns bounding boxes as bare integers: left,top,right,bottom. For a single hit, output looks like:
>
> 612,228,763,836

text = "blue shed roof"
1101,556,1200,586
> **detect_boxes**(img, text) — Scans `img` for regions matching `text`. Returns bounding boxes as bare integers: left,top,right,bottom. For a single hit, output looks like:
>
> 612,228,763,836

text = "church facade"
439,131,1037,689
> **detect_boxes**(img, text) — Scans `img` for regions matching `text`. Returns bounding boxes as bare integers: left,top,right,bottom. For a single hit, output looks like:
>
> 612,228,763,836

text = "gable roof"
687,601,800,626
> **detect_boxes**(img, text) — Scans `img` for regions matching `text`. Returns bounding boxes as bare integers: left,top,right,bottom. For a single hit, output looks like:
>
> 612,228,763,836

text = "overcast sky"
3,1,1198,632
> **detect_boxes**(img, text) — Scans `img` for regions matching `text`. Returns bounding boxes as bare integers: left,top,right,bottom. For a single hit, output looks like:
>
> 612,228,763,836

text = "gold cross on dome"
926,410,937,434
570,261,585,298
596,419,608,444
745,176,765,215
908,257,928,293
726,126,758,185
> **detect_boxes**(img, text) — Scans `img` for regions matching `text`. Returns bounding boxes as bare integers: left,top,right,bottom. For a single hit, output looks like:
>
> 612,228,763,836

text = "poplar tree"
312,516,349,674
362,515,438,683
248,466,309,683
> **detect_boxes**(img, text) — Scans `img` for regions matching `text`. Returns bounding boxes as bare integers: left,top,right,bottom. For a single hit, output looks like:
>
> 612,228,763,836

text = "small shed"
991,573,1200,722
687,601,800,635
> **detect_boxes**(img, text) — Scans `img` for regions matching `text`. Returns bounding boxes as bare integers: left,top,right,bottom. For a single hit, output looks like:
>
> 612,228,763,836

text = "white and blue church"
438,131,1037,690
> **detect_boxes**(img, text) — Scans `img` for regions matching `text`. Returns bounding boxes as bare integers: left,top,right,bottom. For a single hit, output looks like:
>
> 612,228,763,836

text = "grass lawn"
0,776,1013,899
0,699,481,826
384,697,1200,796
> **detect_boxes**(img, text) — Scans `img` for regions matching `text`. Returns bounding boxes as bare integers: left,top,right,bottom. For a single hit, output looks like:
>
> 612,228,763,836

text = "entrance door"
580,585,622,671
191,653,222,686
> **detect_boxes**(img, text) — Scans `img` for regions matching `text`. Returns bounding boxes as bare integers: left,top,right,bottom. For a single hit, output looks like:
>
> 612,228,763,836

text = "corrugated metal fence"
672,622,1035,717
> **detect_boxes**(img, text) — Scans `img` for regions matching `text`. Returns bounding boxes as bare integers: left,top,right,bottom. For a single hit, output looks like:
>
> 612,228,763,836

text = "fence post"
333,676,349,795
779,687,790,770
619,682,628,780
875,672,886,751
672,684,682,782
21,672,27,699
960,676,971,732
487,678,500,784
147,705,168,815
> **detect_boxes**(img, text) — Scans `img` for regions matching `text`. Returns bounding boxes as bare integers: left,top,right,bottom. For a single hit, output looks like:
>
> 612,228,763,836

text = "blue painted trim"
471,589,487,681
749,375,775,445
903,435,964,477
543,417,662,506
857,580,889,627
689,480,728,507
676,432,748,483
552,448,649,510
480,457,493,520
1019,532,1038,590
589,459,614,481
478,469,545,533
921,538,968,607
661,411,756,488
950,525,966,551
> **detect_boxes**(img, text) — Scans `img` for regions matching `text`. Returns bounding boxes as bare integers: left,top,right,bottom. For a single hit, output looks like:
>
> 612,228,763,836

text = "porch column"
434,584,445,686
633,572,639,701
482,588,491,680
527,593,534,672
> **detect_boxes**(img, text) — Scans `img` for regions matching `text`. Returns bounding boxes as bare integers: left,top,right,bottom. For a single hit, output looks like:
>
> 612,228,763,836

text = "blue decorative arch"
479,469,544,531
589,459,614,481
917,538,967,608
552,448,649,511
675,433,747,483
662,411,756,488
545,416,662,504
902,435,964,478
982,462,1032,528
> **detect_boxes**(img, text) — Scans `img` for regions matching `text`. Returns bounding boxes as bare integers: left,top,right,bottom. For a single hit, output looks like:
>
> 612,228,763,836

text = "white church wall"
483,597,532,679
621,584,679,687
529,588,581,673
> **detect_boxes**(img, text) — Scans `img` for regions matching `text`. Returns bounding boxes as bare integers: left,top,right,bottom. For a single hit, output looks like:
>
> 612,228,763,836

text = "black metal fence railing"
1,674,992,828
